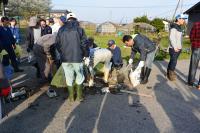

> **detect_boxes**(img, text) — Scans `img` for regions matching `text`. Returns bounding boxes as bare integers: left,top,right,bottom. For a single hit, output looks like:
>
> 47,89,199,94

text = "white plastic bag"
129,68,142,87
27,51,35,63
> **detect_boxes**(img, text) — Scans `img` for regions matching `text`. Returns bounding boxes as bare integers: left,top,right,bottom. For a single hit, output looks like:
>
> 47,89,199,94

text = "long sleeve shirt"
190,22,200,48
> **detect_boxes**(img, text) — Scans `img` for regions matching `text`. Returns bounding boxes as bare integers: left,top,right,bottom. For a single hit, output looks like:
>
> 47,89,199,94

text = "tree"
134,15,150,24
5,0,51,20
150,18,164,31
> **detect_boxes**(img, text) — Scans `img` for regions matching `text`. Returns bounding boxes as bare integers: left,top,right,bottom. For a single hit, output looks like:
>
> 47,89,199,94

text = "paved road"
0,60,200,133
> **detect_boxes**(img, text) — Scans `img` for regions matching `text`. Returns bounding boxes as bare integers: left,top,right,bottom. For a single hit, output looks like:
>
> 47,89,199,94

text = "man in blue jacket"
122,33,157,84
0,17,23,72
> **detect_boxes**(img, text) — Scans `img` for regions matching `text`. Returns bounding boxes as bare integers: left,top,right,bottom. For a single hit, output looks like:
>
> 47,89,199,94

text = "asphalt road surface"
0,60,200,133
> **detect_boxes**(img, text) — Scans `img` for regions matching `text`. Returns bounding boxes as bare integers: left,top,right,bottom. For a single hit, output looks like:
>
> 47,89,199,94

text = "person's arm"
138,43,147,61
79,28,89,58
130,47,137,59
48,26,52,34
55,29,61,54
15,27,20,44
26,28,33,51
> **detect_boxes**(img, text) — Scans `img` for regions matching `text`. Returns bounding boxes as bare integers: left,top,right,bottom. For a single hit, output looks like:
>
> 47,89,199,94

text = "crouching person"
88,48,112,86
33,34,57,83
56,13,89,102
122,34,157,84
107,40,123,84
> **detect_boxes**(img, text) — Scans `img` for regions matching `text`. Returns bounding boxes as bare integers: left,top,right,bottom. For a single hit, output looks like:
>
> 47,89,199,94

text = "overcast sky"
52,0,199,23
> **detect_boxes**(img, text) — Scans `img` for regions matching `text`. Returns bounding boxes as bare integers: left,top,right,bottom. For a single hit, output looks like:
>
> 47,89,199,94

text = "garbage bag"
14,45,23,58
129,68,142,87
50,66,66,88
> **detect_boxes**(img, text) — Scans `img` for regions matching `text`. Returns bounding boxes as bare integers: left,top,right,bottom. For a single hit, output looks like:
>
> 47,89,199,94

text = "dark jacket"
41,25,52,36
56,20,89,63
131,34,156,61
26,27,34,50
0,26,16,48
9,26,20,44
109,46,123,67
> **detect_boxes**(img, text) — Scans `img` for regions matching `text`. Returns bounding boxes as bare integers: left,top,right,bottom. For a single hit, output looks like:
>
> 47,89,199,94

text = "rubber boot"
76,84,83,102
140,67,151,84
140,67,145,81
67,86,74,102
167,70,176,81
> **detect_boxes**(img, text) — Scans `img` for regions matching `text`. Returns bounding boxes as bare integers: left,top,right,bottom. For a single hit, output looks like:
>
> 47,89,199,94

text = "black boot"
140,67,145,81
140,67,151,84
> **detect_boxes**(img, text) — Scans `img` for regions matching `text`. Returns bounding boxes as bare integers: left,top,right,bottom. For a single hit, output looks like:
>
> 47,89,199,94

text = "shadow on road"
0,88,66,133
154,60,200,132
65,88,159,133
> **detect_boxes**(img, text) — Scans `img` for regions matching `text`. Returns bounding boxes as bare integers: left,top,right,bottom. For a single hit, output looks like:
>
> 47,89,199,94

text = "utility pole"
172,0,181,20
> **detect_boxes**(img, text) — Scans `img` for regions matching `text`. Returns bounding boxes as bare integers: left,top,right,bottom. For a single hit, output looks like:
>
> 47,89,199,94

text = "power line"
53,3,195,9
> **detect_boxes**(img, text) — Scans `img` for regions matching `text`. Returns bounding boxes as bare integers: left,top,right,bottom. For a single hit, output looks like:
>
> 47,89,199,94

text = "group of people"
0,12,200,104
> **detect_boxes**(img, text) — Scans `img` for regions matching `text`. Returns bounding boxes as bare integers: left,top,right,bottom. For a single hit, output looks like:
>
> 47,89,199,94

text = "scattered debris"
46,88,57,98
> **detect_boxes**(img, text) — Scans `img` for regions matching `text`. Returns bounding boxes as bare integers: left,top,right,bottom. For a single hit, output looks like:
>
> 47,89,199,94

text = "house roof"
98,21,119,28
49,10,69,14
184,2,200,14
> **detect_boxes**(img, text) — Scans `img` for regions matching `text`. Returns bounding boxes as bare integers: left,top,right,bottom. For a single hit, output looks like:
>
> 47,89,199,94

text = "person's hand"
128,58,133,65
12,44,16,49
27,47,31,53
84,57,90,66
174,48,180,52
138,61,145,68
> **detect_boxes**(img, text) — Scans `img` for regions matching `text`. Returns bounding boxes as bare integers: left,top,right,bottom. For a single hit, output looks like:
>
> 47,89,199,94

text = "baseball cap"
107,40,115,47
175,14,187,20
60,16,66,23
67,12,76,20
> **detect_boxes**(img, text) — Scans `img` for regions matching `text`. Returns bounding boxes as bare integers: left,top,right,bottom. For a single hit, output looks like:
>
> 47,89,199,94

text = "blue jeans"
145,48,157,68
188,48,200,85
168,48,181,71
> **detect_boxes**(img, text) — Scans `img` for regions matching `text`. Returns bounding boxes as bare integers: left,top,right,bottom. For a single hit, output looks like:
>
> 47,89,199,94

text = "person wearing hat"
27,16,41,52
26,16,43,78
122,33,157,84
107,40,123,68
56,12,89,102
33,34,57,83
107,40,123,84
167,14,187,81
60,16,66,26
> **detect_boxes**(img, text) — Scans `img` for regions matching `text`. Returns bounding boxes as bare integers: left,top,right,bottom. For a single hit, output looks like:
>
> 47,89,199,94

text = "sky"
52,0,199,23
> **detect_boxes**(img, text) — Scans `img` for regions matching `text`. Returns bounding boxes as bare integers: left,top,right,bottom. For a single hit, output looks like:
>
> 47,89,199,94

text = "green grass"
19,27,191,61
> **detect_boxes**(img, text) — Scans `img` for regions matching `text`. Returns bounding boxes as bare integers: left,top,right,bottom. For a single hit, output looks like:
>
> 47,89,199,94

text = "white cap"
67,12,76,20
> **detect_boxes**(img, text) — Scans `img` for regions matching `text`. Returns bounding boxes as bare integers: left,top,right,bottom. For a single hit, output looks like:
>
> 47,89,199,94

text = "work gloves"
128,58,133,65
84,57,90,66
135,61,145,71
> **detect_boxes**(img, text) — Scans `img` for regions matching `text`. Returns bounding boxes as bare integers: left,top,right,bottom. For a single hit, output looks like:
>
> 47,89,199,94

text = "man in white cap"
167,14,187,81
56,12,89,102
